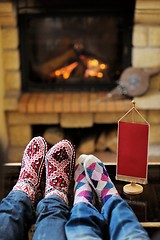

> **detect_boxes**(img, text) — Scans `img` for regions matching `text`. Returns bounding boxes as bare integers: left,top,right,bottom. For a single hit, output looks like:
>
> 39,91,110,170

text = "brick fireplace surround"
0,0,160,164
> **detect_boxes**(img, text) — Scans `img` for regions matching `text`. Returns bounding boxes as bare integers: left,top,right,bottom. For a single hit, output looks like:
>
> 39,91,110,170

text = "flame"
49,55,108,80
50,62,78,79
82,56,107,78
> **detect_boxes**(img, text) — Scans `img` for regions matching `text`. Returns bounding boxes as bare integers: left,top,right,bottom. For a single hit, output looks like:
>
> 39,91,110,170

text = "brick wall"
133,0,160,148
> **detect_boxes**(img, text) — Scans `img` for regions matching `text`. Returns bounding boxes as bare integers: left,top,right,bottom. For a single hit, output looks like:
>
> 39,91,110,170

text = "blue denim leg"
101,196,150,240
33,195,70,240
65,202,108,240
0,190,35,240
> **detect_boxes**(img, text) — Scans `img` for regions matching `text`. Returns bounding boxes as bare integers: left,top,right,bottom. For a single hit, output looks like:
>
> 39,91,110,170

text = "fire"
82,56,107,78
50,62,78,79
50,55,108,80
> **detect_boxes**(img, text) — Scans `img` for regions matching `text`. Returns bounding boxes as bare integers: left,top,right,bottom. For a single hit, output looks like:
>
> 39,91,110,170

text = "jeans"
0,191,150,240
66,196,150,240
0,191,35,240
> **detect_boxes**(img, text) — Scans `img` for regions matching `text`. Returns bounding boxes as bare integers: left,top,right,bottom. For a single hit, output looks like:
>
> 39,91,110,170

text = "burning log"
50,62,78,79
32,43,107,81
33,48,78,79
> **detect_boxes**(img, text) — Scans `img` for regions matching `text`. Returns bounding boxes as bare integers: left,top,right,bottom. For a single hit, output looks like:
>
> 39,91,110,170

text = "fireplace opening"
17,0,135,93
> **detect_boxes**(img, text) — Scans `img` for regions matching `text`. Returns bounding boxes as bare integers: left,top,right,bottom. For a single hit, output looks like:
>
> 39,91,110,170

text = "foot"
45,139,76,205
84,155,119,205
74,154,93,205
13,136,48,205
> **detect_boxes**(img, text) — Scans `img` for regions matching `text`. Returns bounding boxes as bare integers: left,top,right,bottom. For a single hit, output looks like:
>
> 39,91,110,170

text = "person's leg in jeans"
0,191,35,240
33,139,76,240
0,136,48,240
84,155,151,240
65,155,109,240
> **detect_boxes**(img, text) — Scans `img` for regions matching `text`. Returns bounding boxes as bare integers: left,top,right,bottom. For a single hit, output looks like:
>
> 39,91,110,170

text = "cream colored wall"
0,27,8,149
133,0,160,67
0,1,18,151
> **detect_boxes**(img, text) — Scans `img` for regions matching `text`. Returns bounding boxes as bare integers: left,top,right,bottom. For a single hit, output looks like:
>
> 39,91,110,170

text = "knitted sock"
84,155,119,205
45,139,76,205
74,154,93,205
13,136,48,205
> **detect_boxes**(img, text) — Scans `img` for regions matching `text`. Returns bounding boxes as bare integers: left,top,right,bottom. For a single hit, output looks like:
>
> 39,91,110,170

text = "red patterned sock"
45,139,76,205
13,136,48,205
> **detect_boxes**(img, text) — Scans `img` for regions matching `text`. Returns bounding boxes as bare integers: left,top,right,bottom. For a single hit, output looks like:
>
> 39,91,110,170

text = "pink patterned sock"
84,155,119,204
13,136,48,205
45,139,76,205
74,154,93,205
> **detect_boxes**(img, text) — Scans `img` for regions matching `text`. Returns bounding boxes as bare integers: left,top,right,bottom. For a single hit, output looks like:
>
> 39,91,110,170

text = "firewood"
77,136,96,154
33,48,77,78
95,128,117,153
43,127,64,145
106,129,118,153
95,131,108,151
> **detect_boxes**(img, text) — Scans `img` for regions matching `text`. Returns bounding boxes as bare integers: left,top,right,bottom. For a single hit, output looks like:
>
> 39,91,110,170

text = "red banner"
116,121,149,183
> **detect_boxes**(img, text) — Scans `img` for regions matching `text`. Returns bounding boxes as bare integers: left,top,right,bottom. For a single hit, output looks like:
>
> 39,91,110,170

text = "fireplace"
17,0,135,92
4,0,160,164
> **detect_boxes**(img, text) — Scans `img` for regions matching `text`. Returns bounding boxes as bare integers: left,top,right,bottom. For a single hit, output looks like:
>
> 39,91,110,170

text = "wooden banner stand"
123,182,143,195
116,100,150,195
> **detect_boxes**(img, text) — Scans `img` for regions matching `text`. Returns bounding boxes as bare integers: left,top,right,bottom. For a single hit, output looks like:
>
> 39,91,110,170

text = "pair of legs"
66,154,150,240
0,136,75,240
0,137,150,240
